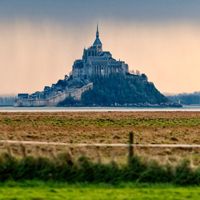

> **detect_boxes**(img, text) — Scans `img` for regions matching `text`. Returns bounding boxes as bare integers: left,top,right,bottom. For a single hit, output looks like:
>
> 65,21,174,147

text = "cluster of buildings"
16,26,130,106
72,25,128,79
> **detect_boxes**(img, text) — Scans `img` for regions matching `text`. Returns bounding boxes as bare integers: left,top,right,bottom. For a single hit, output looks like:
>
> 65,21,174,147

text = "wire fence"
1,140,200,148
1,132,200,166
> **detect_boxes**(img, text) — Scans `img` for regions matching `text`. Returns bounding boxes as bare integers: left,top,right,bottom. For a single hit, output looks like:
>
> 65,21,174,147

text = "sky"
1,0,200,95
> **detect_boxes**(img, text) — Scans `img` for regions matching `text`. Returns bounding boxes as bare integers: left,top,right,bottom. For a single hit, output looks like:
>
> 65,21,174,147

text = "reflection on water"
0,106,200,112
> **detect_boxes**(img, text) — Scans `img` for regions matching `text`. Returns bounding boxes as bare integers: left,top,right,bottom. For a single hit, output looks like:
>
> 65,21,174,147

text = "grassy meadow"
1,181,200,200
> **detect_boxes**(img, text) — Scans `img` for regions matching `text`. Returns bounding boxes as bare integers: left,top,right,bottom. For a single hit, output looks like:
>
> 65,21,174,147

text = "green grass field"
0,181,200,200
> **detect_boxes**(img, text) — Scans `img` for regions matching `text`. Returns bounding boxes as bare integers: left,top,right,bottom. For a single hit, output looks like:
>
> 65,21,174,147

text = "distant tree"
136,70,140,75
0,96,15,106
168,93,200,105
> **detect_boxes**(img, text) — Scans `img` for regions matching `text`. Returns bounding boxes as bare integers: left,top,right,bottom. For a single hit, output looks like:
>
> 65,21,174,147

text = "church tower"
93,25,102,52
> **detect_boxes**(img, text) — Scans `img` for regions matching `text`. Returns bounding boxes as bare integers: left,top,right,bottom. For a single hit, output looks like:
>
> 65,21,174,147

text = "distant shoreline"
0,105,200,112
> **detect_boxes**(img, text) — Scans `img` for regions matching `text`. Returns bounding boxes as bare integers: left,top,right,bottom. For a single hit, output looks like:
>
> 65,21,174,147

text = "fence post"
128,132,134,164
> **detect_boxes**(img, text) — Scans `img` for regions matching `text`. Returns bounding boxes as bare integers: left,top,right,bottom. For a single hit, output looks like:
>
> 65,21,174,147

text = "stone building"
72,26,128,79
16,26,129,106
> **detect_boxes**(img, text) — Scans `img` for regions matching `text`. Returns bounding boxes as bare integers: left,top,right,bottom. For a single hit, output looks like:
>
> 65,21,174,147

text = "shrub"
123,156,147,181
174,160,196,185
0,153,18,181
0,154,199,185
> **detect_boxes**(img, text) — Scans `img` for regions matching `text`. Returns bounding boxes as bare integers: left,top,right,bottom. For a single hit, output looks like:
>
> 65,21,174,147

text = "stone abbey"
72,25,128,79
16,26,173,107
16,26,131,106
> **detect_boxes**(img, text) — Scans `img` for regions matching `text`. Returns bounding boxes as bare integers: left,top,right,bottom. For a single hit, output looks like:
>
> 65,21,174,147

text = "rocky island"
16,26,179,107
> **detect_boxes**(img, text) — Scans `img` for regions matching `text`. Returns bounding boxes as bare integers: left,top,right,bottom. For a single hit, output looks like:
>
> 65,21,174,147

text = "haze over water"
1,106,200,112
0,0,200,95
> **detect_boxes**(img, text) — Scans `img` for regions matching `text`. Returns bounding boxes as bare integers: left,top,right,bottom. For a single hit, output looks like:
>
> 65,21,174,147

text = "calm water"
0,106,200,112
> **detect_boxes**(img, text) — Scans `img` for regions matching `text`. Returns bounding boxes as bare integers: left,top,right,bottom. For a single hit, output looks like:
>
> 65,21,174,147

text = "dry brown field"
0,111,200,165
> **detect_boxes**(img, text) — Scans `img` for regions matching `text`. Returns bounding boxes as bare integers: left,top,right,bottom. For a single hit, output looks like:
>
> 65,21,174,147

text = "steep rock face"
81,74,168,106
59,73,171,106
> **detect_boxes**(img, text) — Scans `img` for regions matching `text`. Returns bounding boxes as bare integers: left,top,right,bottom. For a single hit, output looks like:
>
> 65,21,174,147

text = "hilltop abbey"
16,26,173,107
72,26,128,79
16,26,131,106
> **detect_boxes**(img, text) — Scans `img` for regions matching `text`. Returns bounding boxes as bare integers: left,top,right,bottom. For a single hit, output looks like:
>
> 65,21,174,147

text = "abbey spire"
96,24,99,38
93,24,102,51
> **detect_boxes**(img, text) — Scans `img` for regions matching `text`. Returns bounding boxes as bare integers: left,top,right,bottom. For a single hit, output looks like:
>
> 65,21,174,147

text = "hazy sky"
1,0,200,95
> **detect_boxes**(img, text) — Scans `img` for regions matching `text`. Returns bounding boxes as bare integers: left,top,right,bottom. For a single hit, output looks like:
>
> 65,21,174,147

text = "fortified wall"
16,83,93,107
